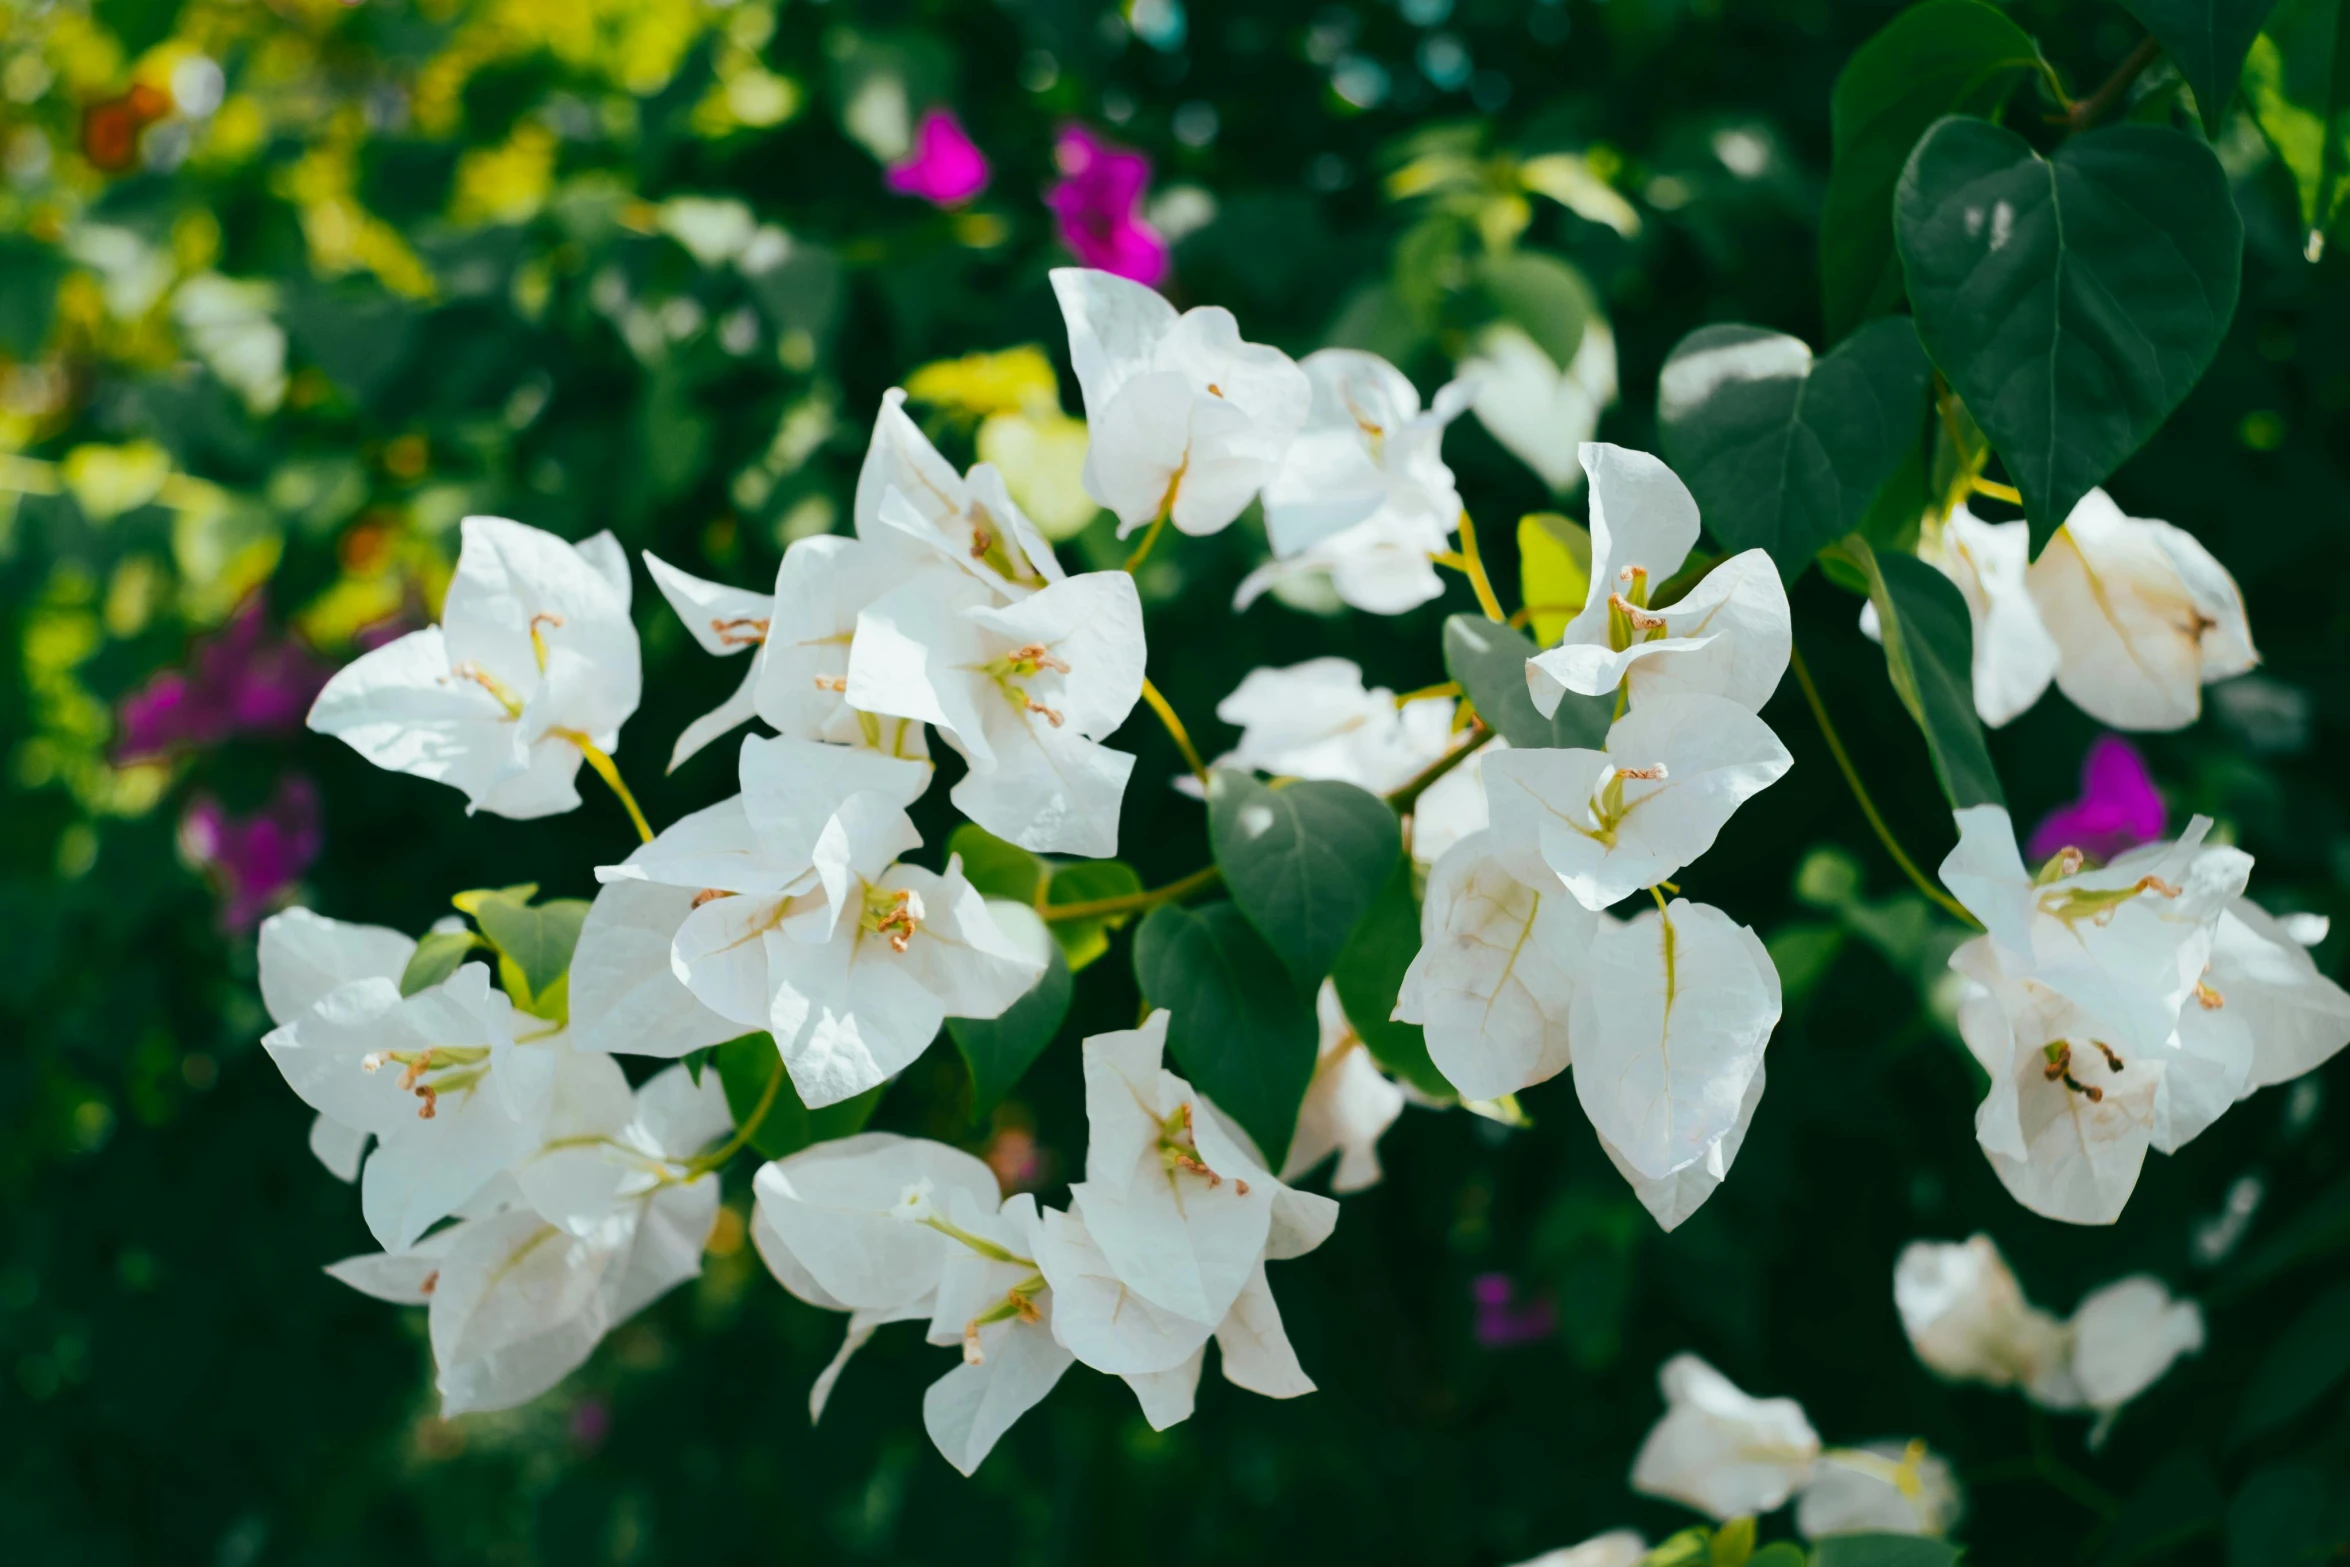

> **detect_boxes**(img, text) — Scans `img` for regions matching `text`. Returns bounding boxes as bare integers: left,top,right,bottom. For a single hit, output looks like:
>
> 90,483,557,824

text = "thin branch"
1386,721,1492,813
2067,35,2163,133
1042,864,1221,924
687,1057,785,1175
1453,509,1508,622
556,729,655,844
1139,677,1209,788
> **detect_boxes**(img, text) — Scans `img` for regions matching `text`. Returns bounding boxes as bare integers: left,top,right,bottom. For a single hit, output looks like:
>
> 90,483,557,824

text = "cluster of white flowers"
1936,804,2350,1222
1895,1234,2205,1443
751,1013,1334,1473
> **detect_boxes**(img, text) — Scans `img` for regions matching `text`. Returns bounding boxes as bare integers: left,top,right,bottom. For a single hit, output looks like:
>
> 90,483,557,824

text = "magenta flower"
116,597,331,762
884,107,991,207
2027,734,2166,865
1471,1272,1557,1348
1046,124,1169,285
179,774,321,933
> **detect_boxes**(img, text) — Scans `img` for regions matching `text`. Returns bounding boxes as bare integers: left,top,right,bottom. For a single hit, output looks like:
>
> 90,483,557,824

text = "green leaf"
1208,769,1401,987
1044,859,1145,972
1709,1515,1756,1566
2225,1465,2350,1566
1820,0,2044,341
1331,859,1455,1100
464,891,592,1023
2244,0,2350,261
1442,614,1612,750
1895,119,2243,550
1745,1546,1806,1567
948,823,1045,904
2120,0,2282,134
714,1033,885,1161
398,929,484,997
948,942,1073,1117
0,235,65,360
2232,1280,2350,1444
1132,901,1318,1167
1810,1536,1964,1567
1518,513,1592,646
1656,317,1932,580
2103,1454,2226,1565
1478,249,1593,370
1845,538,2004,810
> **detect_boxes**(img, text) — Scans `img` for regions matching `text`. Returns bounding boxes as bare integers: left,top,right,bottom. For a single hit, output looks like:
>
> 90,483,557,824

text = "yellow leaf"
1517,512,1592,646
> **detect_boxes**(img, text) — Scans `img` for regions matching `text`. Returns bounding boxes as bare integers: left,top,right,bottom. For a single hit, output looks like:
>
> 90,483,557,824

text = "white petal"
1600,1062,1765,1232
1630,1353,1820,1522
642,551,773,656
1029,1203,1218,1374
1123,1348,1206,1429
571,878,745,1058
259,907,416,1024
1215,1261,1315,1398
749,1133,1001,1311
921,1312,1075,1476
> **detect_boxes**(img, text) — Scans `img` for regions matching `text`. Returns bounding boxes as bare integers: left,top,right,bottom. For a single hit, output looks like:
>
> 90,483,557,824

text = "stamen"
447,661,524,718
361,1052,389,1074
710,616,769,647
1234,1179,1250,1197
2195,980,2225,1010
419,1270,439,1296
970,524,994,560
691,888,731,908
812,674,848,693
962,1320,985,1366
1614,763,1669,782
398,1057,427,1091
2055,847,2084,877
528,611,565,674
416,1084,439,1119
1025,699,1065,728
1006,643,1071,674
1607,591,1667,629
1206,382,1224,397
2093,1041,2125,1072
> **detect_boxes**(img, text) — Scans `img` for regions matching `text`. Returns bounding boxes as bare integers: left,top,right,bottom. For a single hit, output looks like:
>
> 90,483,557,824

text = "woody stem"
556,729,655,845
1787,645,1981,929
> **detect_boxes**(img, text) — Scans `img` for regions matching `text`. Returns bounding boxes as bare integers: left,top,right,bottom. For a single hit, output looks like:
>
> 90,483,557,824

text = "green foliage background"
3,0,2349,1562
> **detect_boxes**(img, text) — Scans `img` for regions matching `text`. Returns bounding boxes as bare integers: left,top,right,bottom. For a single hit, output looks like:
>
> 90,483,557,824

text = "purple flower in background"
1471,1272,1557,1348
1046,124,1169,285
884,107,991,207
116,597,331,762
2027,734,2167,866
568,1397,612,1454
179,775,321,932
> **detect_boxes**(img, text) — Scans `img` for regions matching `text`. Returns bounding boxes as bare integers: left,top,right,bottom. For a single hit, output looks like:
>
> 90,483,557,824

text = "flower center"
710,615,769,648
2042,1039,2123,1101
860,884,924,953
2038,872,2182,927
1605,566,1667,652
1575,762,1670,847
1156,1102,1249,1193
447,661,525,719
980,642,1072,728
361,1044,493,1119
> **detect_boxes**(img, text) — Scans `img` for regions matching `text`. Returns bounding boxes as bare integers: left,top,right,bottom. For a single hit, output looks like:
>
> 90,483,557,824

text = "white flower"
1051,267,1310,537
326,1064,727,1417
1570,899,1780,1185
514,1056,733,1235
1525,448,1789,718
1280,982,1408,1194
1395,832,1596,1102
258,907,416,1182
1462,320,1617,494
309,516,641,818
1483,692,1792,912
754,534,936,760
2065,1275,2203,1431
1630,1353,1821,1521
1918,505,2061,727
1235,350,1470,615
854,388,1067,597
1504,1534,1649,1567
1893,1235,2072,1401
1796,1442,1961,1540
917,1189,1073,1474
2026,488,2258,731
641,550,779,771
603,735,1042,1107
1601,1062,1765,1234
1941,805,2252,1060
847,567,1145,855
1206,658,1452,791
2196,897,2350,1097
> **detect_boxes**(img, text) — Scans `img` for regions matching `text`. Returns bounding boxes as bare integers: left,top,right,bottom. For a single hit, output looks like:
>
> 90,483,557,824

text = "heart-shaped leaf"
1442,614,1612,750
2119,0,2281,134
1895,118,2243,550
1132,901,1319,1167
1331,859,1455,1100
399,929,484,997
948,942,1074,1117
1820,0,2045,341
1846,537,2006,810
1657,317,1932,580
460,887,592,1023
1209,769,1400,986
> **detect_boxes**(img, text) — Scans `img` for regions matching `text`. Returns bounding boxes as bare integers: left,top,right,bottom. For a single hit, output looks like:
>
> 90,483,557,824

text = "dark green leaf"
282,282,417,402
1132,901,1318,1167
1442,614,1612,750
0,236,65,360
948,823,1044,904
2120,0,2281,134
465,892,591,1022
1821,0,2044,340
2224,1169,2350,1295
1478,249,1593,370
2225,1465,2350,1566
1848,539,2005,810
398,929,483,997
2102,1454,2225,1565
1657,317,1932,580
1895,119,2243,549
2232,1281,2350,1444
715,1033,885,1161
1208,769,1400,986
2244,0,2350,260
1811,1536,1964,1567
1331,858,1455,1100
948,943,1073,1116
1044,859,1145,972
1746,1546,1806,1567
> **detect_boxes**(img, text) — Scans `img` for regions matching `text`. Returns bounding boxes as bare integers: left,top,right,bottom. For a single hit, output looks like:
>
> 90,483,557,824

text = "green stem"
1122,509,1172,573
1043,864,1221,924
2067,35,2162,133
1387,721,1491,812
1787,644,1981,929
1139,676,1209,788
1454,509,1507,622
557,729,655,845
688,1057,785,1175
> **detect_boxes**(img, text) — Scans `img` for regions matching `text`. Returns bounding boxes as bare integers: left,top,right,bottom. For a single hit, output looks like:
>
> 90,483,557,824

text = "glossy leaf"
1442,614,1612,750
1820,0,2044,340
714,1032,885,1161
2120,0,2281,133
1656,317,1932,580
2244,0,2350,261
947,942,1074,1117
947,822,1044,904
1330,858,1455,1100
1845,537,2005,810
1044,858,1145,972
1132,900,1318,1167
1208,768,1401,986
398,929,483,997
457,886,591,1022
2232,1280,2350,1445
1478,248,1592,369
1895,119,2243,550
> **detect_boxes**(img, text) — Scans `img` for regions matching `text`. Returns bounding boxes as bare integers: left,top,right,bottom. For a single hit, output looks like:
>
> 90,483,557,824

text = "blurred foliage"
2,0,2348,1563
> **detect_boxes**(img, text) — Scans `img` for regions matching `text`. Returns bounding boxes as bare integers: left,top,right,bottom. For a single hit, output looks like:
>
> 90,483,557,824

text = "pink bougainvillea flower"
2026,734,2166,865
117,597,331,762
1046,124,1168,284
1471,1272,1557,1348
180,774,321,932
884,107,991,207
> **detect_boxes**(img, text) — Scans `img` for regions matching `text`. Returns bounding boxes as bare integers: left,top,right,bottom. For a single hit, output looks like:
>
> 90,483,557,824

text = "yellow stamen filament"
1006,643,1071,674
1608,592,1666,630
528,611,565,673
813,674,848,692
2196,980,2225,1010
1615,763,1669,782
